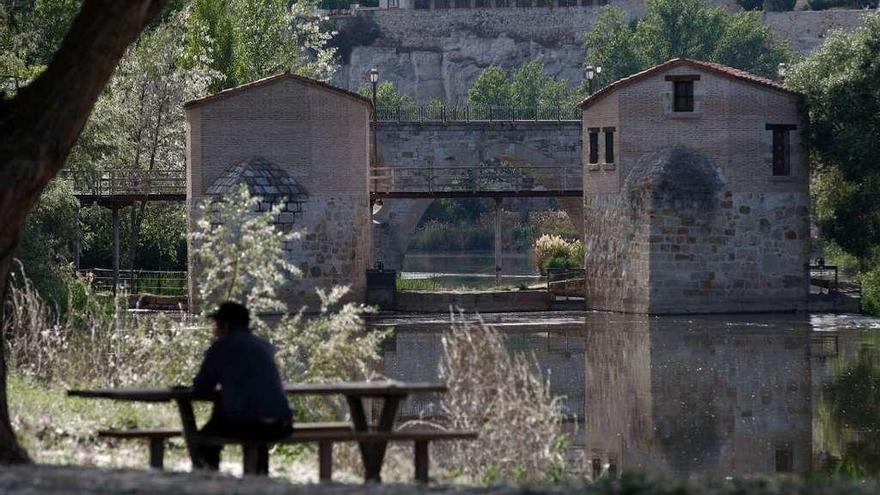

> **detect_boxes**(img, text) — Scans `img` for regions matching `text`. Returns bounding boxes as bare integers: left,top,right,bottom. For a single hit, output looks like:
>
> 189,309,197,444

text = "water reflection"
372,312,880,478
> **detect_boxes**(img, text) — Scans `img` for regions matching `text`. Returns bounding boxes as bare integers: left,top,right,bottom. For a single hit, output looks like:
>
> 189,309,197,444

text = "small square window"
673,81,694,112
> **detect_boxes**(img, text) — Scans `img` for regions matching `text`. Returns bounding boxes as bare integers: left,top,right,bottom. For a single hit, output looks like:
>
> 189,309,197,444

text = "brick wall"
583,65,810,314
186,77,372,311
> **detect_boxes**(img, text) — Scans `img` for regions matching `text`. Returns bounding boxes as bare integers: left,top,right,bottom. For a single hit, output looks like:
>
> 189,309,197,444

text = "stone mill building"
184,73,373,310
581,58,810,314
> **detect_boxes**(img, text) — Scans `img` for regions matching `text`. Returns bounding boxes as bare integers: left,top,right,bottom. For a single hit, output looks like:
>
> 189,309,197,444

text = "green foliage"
191,185,300,318
468,66,513,107
14,179,79,312
356,80,414,107
186,0,337,90
584,0,793,84
860,268,880,316
533,234,584,272
786,13,880,262
468,60,584,109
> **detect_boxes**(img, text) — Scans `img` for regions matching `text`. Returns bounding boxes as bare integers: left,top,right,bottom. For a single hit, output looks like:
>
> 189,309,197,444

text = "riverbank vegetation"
785,12,880,315
4,188,573,483
532,235,585,273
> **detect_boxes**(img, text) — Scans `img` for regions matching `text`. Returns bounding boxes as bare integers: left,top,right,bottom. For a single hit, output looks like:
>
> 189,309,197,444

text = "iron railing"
546,267,585,289
370,165,581,194
78,268,188,296
376,104,580,123
63,169,186,197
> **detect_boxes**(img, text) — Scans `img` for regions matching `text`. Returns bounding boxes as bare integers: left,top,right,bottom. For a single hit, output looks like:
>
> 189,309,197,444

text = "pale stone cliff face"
330,7,870,103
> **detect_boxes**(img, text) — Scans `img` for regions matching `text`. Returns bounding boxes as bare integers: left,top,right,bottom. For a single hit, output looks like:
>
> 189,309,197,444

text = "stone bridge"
373,120,582,271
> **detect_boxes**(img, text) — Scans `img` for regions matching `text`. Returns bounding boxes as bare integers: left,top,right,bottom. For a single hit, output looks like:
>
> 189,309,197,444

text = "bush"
533,234,584,273
861,268,880,316
430,316,570,483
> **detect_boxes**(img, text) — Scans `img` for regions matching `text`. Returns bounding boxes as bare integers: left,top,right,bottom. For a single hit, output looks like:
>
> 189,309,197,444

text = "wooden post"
414,440,429,483
129,204,137,272
148,437,165,470
111,205,120,295
73,206,81,271
494,197,502,287
318,441,333,481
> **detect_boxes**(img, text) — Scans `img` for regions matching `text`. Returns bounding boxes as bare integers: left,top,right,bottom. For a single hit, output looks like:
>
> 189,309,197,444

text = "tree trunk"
0,0,168,464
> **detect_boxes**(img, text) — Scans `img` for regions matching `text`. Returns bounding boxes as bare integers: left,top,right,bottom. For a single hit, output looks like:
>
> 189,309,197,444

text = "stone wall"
332,5,871,102
185,76,372,310
583,62,810,314
374,120,582,270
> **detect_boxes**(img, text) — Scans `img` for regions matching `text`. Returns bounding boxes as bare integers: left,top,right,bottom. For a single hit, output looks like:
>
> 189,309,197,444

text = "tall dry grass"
427,314,573,483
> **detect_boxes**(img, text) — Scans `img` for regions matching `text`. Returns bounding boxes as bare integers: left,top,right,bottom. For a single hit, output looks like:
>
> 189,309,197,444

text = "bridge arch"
373,121,583,271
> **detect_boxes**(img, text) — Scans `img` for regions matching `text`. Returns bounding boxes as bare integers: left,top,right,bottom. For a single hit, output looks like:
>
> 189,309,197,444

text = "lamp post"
585,65,602,95
369,68,379,110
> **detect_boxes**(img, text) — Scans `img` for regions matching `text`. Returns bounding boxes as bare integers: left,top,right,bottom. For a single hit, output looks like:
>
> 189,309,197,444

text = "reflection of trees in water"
823,333,880,477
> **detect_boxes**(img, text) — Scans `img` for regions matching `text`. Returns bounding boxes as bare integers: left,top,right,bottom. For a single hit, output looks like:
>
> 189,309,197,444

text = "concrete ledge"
395,289,552,313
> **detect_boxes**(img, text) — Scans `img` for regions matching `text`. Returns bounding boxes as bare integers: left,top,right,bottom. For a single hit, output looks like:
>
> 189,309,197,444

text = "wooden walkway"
64,169,185,205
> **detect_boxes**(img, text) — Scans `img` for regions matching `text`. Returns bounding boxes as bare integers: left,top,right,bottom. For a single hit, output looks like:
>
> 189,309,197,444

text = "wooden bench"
202,428,478,482
98,422,352,471
98,429,181,469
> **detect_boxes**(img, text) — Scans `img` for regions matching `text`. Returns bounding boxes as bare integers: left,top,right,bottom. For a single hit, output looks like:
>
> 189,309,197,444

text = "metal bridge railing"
77,268,187,296
370,165,581,194
376,104,580,123
62,169,186,197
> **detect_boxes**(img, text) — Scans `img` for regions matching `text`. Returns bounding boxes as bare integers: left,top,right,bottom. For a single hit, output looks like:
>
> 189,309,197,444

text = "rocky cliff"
330,6,871,102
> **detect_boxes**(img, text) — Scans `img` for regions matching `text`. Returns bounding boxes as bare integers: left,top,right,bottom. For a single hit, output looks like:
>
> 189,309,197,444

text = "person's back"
193,330,291,422
192,301,292,471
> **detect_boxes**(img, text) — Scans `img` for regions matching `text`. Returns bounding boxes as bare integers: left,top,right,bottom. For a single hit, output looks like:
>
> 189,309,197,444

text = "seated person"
192,301,293,472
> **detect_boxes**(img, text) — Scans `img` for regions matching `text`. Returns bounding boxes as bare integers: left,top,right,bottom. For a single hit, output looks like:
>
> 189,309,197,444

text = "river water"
368,311,880,478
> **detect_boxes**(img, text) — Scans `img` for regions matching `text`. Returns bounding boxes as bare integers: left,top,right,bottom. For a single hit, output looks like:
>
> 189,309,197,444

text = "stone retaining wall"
395,289,552,312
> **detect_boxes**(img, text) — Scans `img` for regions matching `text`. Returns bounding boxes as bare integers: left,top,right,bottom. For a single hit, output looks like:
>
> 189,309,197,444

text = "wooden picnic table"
68,381,447,481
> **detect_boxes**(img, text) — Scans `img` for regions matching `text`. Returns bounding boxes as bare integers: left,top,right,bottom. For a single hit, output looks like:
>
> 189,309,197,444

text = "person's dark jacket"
192,328,292,421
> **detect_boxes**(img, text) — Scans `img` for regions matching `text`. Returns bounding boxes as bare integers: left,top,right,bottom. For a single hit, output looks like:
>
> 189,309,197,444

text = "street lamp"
585,65,602,95
777,63,787,80
369,68,379,109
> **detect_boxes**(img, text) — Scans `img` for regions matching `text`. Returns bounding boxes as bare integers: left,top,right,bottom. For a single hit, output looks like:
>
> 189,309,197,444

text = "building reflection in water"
375,312,877,478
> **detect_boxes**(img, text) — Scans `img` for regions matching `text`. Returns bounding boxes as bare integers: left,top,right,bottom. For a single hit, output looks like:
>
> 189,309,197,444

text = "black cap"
208,301,250,328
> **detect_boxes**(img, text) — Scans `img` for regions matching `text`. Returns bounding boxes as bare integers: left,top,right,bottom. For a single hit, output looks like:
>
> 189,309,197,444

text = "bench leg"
148,438,165,470
243,444,269,476
318,441,333,482
414,440,429,484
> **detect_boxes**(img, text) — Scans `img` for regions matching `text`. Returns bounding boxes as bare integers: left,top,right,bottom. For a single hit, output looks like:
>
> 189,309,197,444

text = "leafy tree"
786,14,880,262
186,0,337,90
468,66,512,107
468,60,583,110
0,0,170,466
357,80,414,108
584,0,792,85
13,178,79,312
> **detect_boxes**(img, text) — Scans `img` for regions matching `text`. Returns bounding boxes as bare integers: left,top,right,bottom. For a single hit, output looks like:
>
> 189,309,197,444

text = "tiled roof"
184,72,372,109
580,58,800,110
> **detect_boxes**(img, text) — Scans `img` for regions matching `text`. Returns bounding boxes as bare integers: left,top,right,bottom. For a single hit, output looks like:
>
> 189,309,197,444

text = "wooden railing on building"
63,169,186,202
